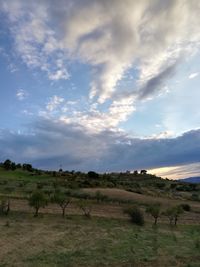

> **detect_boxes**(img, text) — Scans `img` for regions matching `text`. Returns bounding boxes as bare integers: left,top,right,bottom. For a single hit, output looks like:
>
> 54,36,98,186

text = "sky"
0,0,200,179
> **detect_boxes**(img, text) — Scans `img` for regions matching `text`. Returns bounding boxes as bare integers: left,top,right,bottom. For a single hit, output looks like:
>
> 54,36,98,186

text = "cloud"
16,89,28,101
46,95,64,112
0,118,199,174
1,1,69,81
150,162,200,179
188,72,199,79
138,63,177,100
1,0,200,103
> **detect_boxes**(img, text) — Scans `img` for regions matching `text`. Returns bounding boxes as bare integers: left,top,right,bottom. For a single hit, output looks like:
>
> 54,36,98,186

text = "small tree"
11,162,16,171
173,205,184,226
88,171,99,179
29,191,48,217
163,207,174,225
0,197,10,215
53,193,71,217
140,170,147,175
95,190,108,203
23,163,33,172
146,203,161,225
163,205,184,226
78,200,92,218
3,159,12,170
124,206,145,226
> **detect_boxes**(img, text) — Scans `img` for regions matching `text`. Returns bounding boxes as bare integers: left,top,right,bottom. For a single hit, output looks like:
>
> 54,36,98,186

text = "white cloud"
188,72,199,79
55,96,135,133
46,95,64,112
2,0,200,104
48,69,69,81
16,89,28,101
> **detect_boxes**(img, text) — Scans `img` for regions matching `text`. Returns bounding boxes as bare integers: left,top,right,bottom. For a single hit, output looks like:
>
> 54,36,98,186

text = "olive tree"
29,191,48,217
77,200,92,218
0,197,10,215
52,193,71,217
146,203,161,225
163,205,184,226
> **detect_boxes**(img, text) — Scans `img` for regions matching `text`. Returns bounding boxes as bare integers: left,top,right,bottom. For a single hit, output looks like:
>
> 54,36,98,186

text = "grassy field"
0,212,200,267
0,167,200,266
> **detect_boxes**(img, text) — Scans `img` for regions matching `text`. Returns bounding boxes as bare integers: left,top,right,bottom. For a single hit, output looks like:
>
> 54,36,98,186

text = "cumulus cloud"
1,0,200,104
0,118,199,174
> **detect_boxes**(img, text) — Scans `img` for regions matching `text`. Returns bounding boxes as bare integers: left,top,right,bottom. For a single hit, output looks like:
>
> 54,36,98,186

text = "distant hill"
179,177,200,184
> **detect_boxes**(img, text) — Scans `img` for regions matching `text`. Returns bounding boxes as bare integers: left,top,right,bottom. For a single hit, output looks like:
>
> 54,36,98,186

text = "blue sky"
0,0,200,179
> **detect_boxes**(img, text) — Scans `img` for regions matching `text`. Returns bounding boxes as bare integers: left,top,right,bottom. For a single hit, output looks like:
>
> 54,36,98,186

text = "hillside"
0,164,200,267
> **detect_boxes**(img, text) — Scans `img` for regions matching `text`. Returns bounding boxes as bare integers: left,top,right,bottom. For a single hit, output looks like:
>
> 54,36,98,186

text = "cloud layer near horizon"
0,118,199,175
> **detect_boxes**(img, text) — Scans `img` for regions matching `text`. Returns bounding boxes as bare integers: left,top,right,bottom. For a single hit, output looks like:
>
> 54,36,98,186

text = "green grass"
0,212,200,267
0,167,52,182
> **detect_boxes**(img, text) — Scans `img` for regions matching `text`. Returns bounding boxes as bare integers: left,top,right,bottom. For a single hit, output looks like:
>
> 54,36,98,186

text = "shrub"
180,203,191,212
191,193,199,201
124,206,144,226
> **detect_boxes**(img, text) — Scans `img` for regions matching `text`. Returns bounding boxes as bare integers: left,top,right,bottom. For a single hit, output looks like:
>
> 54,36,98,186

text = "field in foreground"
0,213,200,267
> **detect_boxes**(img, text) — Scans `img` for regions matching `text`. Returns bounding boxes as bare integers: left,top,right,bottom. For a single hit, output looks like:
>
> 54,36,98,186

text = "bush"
191,193,199,201
124,206,144,226
180,203,191,212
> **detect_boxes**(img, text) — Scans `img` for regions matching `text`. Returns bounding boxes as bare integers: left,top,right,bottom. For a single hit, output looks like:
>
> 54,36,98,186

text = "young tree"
163,205,184,226
140,170,147,175
29,191,48,217
0,197,10,215
173,205,184,226
162,207,174,225
146,203,161,225
11,162,16,171
53,193,71,217
88,171,99,179
23,163,33,172
3,159,12,170
77,200,92,218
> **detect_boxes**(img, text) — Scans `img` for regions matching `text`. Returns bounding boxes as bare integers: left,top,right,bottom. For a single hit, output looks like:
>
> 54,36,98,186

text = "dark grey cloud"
138,63,177,100
0,118,199,173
